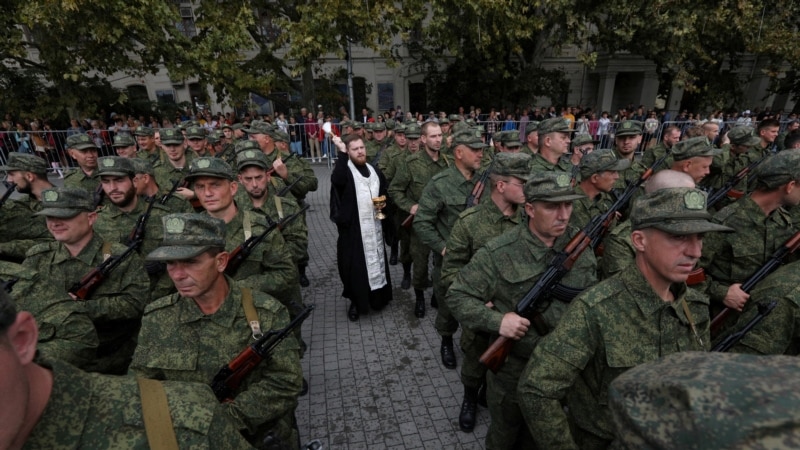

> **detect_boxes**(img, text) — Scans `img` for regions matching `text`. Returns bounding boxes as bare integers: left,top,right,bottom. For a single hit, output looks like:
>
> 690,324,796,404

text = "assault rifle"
225,204,310,276
68,241,141,300
479,147,672,373
266,152,297,176
710,230,800,337
160,179,182,205
0,182,17,208
712,300,777,352
276,175,304,198
465,157,496,208
706,153,768,208
125,195,157,248
92,184,104,210
401,213,415,229
211,304,314,402
2,277,18,293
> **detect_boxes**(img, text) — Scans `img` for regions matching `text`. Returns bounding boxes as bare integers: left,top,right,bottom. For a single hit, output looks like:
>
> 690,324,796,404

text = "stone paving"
296,163,489,449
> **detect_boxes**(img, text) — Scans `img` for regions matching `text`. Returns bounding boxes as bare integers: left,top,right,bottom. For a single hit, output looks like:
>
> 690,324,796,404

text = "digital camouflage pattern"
153,150,198,192
611,148,646,190
25,358,254,449
0,192,52,259
262,149,318,204
518,269,709,450
579,148,631,179
0,152,49,174
609,352,800,450
447,223,597,449
598,219,635,279
568,184,615,231
63,168,100,194
130,280,302,447
700,196,796,307
671,136,720,161
528,152,572,173
23,233,150,374
0,261,98,369
716,259,800,355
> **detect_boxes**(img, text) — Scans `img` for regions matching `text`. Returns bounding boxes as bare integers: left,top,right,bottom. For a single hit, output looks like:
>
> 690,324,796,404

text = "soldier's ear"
9,312,38,365
631,230,647,252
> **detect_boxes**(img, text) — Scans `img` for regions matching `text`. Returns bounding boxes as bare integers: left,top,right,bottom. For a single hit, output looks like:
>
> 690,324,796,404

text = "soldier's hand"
499,312,530,340
272,158,289,180
441,247,446,256
175,187,195,200
723,283,750,311
410,204,419,215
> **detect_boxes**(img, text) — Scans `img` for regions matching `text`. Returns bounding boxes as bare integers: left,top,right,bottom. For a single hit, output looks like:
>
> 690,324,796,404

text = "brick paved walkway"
296,163,489,449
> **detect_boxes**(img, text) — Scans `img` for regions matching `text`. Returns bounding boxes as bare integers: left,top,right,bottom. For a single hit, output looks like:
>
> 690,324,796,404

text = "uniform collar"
176,275,238,328
52,233,104,266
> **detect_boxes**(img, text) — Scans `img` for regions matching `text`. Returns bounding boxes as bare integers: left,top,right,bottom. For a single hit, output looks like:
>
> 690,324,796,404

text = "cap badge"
165,217,185,234
556,174,570,187
684,191,705,210
44,190,58,202
197,159,211,169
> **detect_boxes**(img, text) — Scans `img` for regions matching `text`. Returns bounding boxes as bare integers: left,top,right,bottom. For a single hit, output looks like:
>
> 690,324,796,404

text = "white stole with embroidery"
347,160,387,290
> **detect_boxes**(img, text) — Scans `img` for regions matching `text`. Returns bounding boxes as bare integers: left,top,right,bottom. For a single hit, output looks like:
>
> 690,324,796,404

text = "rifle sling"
137,378,180,450
241,288,262,339
101,241,112,262
242,210,254,241
274,196,284,219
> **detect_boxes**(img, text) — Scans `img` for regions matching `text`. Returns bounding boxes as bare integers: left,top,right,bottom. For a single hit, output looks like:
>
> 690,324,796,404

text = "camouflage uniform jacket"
130,279,302,440
568,185,613,231
25,358,254,449
388,150,449,215
366,139,390,165
218,206,298,302
413,166,479,255
3,261,98,369
612,149,646,190
247,193,307,266
264,149,318,204
94,196,176,299
598,219,635,280
137,148,165,166
0,193,52,259
639,141,672,170
447,223,597,361
63,169,100,193
700,195,796,305
720,260,800,356
440,199,521,290
518,269,709,448
217,143,238,166
153,152,197,192
377,142,403,176
528,153,571,173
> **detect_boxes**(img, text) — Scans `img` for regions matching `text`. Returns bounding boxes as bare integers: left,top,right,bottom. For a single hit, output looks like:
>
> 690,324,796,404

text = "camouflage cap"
631,187,733,235
237,149,270,171
112,133,136,147
438,117,450,125
448,114,462,122
130,158,155,176
451,121,469,133
452,129,488,150
66,133,98,150
35,187,95,218
364,122,375,132
230,123,245,131
339,120,352,129
185,157,235,181
493,130,508,143
385,119,396,130
672,136,722,161
571,133,597,147
147,213,226,261
614,120,643,137
465,118,477,127
524,121,540,136
610,352,800,450
244,120,275,135
372,122,387,132
185,126,206,140
404,124,422,139
351,121,364,130
500,131,522,147
160,128,185,145
394,124,406,135
207,131,222,144
524,172,585,203
0,289,17,334
537,118,571,135
234,140,261,154
270,130,290,143
133,125,155,137
97,156,135,177
752,149,800,189
493,153,532,181
579,148,632,178
728,126,761,146
0,152,48,175
221,123,234,131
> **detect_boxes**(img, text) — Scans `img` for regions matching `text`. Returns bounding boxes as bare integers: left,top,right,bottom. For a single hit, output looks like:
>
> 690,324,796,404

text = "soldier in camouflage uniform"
22,187,150,374
611,120,647,189
0,153,54,260
530,118,573,173
610,352,800,449
388,122,449,317
185,125,210,157
131,213,302,448
247,121,318,287
0,291,254,449
153,128,198,203
93,156,176,300
639,125,680,170
415,130,488,370
499,131,522,153
365,121,390,164
701,126,767,207
699,150,800,329
441,152,530,433
668,136,722,184
63,133,101,197
185,157,299,312
569,148,630,230
377,124,407,265
112,133,138,159
129,158,193,214
518,186,732,449
521,122,539,155
447,172,598,449
134,125,162,165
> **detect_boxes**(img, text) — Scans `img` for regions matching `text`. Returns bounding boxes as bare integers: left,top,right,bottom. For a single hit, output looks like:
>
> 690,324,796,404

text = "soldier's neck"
64,231,95,258
425,147,439,161
31,181,55,201
491,190,517,217
209,202,238,224
750,190,783,216
192,276,230,315
14,362,53,449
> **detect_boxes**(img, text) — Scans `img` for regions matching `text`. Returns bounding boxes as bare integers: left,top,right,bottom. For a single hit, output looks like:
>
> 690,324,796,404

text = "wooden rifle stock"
126,195,157,246
706,154,768,208
401,213,414,229
466,157,496,208
710,230,800,336
68,242,140,300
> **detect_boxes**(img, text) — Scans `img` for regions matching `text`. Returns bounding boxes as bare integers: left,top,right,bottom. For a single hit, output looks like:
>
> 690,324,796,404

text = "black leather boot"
459,386,479,432
430,292,438,309
348,303,359,322
298,265,310,287
441,336,457,369
401,263,411,290
389,242,398,265
414,289,425,318
477,379,488,407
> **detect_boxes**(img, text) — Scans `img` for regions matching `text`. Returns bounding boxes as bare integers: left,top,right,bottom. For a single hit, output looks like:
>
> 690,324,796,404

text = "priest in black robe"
330,134,393,321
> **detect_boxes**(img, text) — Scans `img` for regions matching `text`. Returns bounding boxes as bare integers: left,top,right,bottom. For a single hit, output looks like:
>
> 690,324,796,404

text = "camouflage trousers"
398,223,412,266
409,232,432,290
486,354,535,450
432,253,459,337
460,328,489,389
